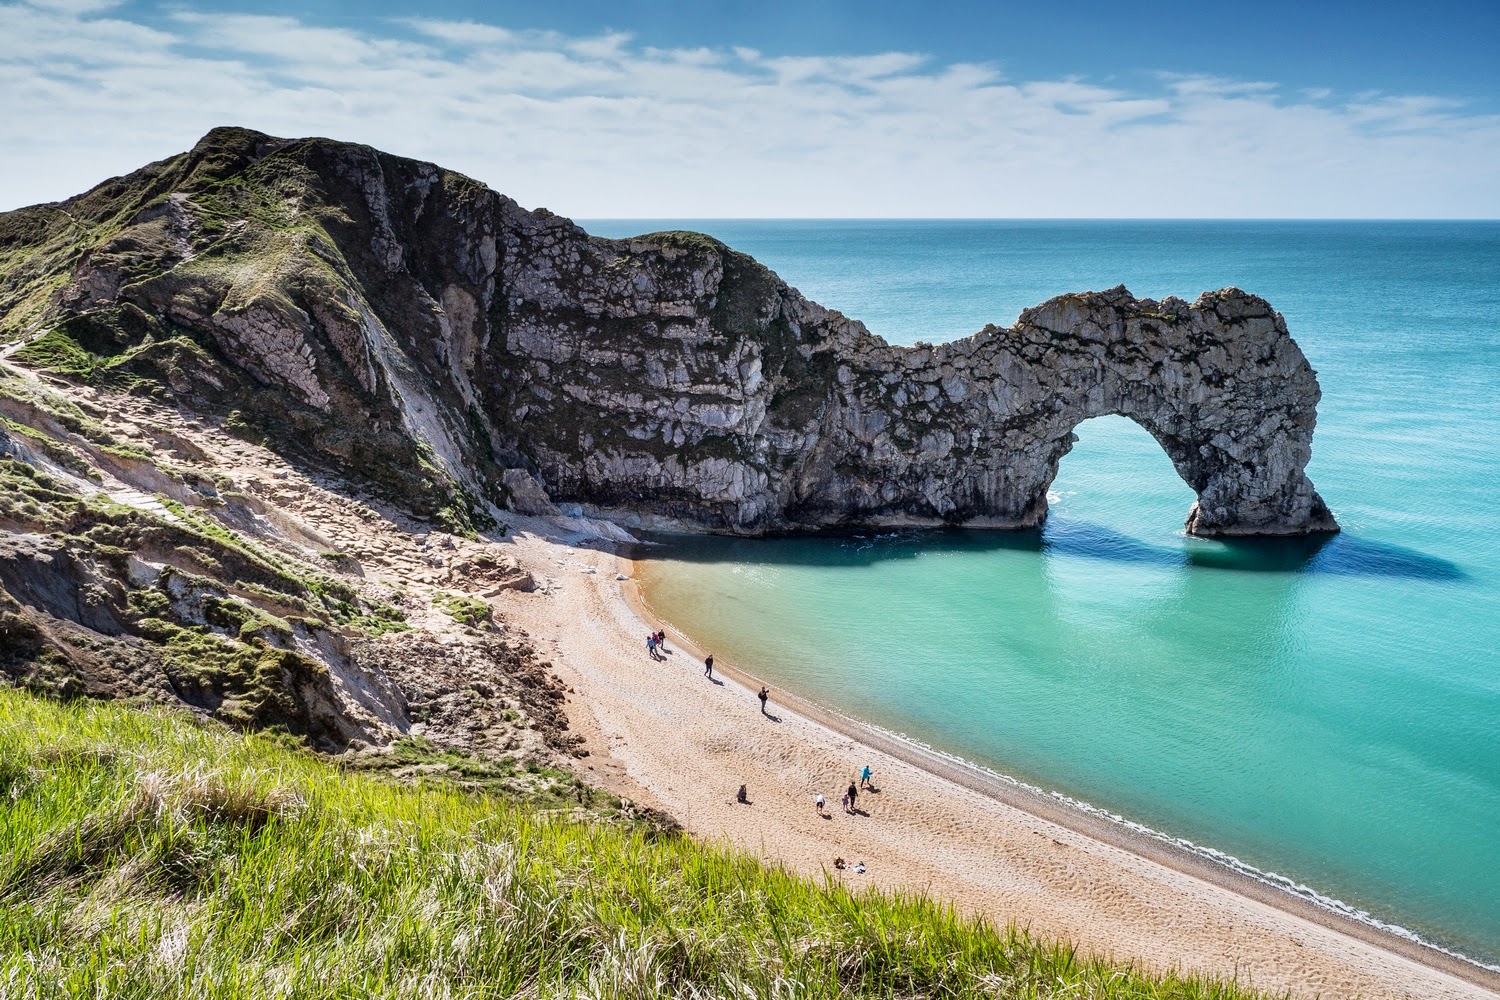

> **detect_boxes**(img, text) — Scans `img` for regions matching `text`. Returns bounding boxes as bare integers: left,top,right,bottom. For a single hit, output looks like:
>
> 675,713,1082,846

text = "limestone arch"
945,286,1340,538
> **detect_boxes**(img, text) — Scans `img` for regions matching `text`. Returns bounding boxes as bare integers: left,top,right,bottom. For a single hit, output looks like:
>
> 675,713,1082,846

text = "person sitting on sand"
757,686,769,714
736,784,749,804
704,653,714,678
846,781,858,813
860,765,873,790
833,857,846,870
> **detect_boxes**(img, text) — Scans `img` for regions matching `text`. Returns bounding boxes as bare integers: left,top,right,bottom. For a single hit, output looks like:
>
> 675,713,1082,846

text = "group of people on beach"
646,628,720,680
817,765,875,816
641,624,878,829
645,627,751,708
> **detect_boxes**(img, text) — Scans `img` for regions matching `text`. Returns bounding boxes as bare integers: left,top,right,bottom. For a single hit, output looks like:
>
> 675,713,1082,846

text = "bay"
582,219,1500,966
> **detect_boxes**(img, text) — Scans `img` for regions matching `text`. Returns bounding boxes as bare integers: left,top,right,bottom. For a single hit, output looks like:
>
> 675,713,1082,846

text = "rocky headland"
1,127,1335,544
0,125,1334,754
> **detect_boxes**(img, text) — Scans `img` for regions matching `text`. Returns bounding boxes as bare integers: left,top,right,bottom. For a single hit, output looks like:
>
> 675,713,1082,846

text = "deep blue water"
583,220,1500,967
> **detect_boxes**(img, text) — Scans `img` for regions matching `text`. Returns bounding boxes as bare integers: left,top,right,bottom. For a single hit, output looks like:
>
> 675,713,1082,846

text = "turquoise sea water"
582,220,1500,967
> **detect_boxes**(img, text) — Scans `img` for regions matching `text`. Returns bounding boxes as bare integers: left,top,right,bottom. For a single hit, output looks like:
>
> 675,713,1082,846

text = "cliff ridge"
0,127,1336,540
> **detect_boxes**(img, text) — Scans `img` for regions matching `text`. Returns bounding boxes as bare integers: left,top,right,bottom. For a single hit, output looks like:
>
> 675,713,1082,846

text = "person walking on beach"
656,630,669,653
815,793,825,816
647,634,659,660
840,791,849,813
757,686,769,714
704,653,714,678
846,781,858,814
860,765,873,790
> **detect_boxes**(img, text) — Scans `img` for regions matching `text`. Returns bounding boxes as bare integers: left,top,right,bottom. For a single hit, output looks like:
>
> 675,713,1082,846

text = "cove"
594,220,1500,969
635,416,1499,967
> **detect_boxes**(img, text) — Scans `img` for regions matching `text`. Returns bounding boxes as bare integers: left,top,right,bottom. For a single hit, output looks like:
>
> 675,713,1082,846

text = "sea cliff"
0,127,1335,540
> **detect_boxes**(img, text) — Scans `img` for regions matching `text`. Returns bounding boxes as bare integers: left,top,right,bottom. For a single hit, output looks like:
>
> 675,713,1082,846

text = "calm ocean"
580,220,1500,967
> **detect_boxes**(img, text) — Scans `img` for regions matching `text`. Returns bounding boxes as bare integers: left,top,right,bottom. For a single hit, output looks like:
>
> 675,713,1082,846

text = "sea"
580,219,1500,969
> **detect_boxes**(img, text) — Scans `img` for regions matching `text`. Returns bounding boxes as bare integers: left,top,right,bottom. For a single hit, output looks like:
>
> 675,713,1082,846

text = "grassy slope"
0,689,1272,999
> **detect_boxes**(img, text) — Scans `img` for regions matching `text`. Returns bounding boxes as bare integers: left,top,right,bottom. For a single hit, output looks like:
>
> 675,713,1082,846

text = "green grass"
97,441,154,461
0,688,1275,999
8,330,102,380
345,734,582,802
8,329,157,395
435,593,493,628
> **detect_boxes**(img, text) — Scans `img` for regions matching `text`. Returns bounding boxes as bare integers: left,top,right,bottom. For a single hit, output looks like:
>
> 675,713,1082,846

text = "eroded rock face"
494,237,1337,536
0,127,1336,537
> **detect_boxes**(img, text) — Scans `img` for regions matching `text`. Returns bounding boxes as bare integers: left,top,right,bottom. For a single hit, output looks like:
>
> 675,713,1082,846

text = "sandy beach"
495,520,1499,1000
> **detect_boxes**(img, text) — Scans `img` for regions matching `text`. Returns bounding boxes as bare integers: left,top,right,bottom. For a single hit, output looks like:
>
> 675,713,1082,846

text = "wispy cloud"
1,0,1496,217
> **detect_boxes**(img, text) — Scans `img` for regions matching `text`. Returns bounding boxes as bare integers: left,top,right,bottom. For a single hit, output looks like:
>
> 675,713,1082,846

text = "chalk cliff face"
0,127,1336,537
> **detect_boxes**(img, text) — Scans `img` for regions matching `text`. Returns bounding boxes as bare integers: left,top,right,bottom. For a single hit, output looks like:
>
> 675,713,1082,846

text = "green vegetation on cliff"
0,128,501,537
0,688,1272,999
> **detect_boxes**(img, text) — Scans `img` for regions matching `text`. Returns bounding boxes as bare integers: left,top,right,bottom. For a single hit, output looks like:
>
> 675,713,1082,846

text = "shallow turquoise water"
583,220,1500,965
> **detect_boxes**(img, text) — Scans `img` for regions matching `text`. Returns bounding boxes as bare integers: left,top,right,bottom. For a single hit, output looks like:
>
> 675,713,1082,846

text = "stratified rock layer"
0,127,1336,536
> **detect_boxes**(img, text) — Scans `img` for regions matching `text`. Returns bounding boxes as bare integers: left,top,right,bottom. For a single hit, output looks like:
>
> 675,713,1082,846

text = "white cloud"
0,2,1496,217
171,11,445,77
23,0,121,13
404,18,517,47
566,31,633,60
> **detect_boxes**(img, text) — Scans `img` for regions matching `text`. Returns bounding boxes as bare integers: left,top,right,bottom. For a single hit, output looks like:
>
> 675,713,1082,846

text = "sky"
1,0,1497,217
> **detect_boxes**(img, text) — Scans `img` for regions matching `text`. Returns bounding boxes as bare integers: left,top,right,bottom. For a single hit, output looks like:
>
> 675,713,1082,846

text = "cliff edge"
0,127,1336,537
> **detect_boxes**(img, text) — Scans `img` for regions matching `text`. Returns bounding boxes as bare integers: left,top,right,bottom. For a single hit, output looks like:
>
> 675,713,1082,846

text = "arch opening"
1041,415,1200,538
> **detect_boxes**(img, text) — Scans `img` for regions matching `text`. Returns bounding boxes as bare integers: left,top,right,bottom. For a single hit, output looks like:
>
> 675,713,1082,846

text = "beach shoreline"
497,520,1499,1000
625,556,1500,991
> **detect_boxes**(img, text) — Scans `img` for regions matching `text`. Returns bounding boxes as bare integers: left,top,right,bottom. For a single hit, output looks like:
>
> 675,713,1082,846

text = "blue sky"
2,0,1497,216
148,0,1500,102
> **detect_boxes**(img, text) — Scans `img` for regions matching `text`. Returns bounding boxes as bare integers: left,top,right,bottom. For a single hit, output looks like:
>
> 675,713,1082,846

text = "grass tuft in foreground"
0,689,1275,999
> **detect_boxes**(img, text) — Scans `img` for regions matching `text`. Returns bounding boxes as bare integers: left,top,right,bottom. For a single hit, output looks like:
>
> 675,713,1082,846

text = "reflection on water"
1186,533,1466,580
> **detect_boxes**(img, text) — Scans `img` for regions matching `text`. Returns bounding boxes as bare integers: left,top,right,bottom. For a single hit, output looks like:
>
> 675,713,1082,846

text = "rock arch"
1033,412,1204,527
789,286,1339,537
